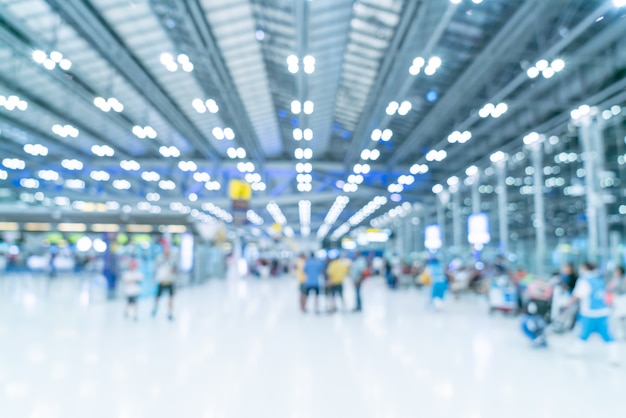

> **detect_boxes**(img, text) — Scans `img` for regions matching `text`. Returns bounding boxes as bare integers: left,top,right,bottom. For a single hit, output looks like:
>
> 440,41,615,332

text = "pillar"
578,110,609,269
451,185,462,255
493,158,509,256
529,140,546,276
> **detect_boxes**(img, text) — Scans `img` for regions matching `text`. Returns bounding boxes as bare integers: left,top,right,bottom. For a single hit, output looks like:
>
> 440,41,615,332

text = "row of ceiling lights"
246,210,264,226
299,200,311,238
317,195,350,240
202,202,233,223
330,196,388,241
266,201,287,225
370,202,415,228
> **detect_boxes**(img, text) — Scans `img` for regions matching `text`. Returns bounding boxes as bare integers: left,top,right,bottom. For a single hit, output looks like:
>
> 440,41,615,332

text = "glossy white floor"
1,274,624,418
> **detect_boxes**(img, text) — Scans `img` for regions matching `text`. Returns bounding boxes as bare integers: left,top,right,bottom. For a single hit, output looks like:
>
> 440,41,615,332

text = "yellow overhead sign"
229,179,252,201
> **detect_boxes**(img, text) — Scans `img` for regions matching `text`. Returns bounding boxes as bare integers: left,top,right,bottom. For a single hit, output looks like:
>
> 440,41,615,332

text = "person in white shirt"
122,259,143,320
570,262,619,364
152,251,177,321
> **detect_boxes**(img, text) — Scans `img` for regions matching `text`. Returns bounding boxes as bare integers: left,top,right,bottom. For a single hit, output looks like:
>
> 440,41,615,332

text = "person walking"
350,252,368,312
302,253,325,313
295,253,307,312
326,254,349,313
121,259,143,320
152,251,177,321
569,262,619,365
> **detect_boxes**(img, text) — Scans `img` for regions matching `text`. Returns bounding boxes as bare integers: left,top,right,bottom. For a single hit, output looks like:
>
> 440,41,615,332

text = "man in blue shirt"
570,262,619,365
302,253,325,313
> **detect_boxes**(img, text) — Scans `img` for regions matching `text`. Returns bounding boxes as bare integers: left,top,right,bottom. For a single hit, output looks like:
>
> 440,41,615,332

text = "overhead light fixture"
90,170,110,182
33,50,71,71
303,100,314,115
527,58,565,79
52,124,79,138
478,102,508,118
120,160,140,171
132,125,157,139
113,179,131,190
447,130,472,144
37,170,59,182
94,96,124,113
291,100,301,114
160,52,193,72
91,144,115,157
425,150,447,162
159,145,180,158
0,95,28,111
24,144,48,156
2,158,26,170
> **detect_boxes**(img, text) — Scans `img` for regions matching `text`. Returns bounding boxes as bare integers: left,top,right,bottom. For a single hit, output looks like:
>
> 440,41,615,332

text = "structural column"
436,189,450,252
450,181,462,255
523,134,546,276
577,109,609,269
497,164,509,256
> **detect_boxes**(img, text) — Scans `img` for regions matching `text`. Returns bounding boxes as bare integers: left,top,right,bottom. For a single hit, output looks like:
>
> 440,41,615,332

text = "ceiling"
0,0,625,243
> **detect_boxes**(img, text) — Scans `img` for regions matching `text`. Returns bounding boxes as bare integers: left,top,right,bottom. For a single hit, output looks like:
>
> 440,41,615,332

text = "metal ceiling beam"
388,0,547,166
151,0,267,163
0,113,95,160
44,0,220,161
342,0,425,165
0,22,148,158
438,3,626,171
0,75,139,159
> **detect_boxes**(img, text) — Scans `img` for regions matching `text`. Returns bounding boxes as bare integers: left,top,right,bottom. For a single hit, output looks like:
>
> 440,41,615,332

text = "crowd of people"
294,252,371,313
112,243,626,366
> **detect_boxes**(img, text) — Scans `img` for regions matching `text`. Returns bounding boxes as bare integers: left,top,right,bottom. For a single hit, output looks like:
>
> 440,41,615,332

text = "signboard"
468,213,490,246
230,179,252,226
229,179,252,201
424,225,442,251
